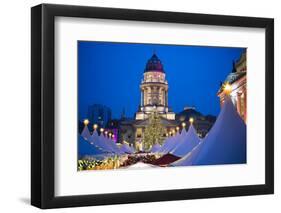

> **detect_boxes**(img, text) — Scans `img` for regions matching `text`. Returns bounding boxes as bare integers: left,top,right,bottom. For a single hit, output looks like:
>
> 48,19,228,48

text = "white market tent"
150,144,161,153
78,135,106,157
81,125,91,141
170,124,200,157
171,96,246,166
171,142,203,166
104,136,124,154
89,130,115,153
156,137,171,153
158,131,183,154
120,143,134,154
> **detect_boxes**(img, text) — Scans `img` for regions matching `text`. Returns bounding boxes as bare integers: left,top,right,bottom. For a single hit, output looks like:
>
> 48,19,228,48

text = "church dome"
144,53,165,73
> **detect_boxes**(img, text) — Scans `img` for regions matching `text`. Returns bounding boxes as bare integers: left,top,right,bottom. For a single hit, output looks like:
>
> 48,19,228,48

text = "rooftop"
144,53,165,73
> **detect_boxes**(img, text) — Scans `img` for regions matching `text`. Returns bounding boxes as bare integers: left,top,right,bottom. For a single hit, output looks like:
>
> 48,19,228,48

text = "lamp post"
223,82,232,95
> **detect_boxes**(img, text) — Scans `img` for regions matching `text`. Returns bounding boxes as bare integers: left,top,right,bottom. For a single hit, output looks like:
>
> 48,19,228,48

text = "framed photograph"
31,4,274,209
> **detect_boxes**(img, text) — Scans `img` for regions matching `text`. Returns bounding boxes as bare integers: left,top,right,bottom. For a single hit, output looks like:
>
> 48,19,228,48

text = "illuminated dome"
144,53,165,73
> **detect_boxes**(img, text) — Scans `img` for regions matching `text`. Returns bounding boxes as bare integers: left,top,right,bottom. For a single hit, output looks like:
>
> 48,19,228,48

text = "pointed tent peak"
224,94,232,103
215,95,245,128
89,129,100,143
222,95,242,118
223,96,246,126
181,128,187,135
187,123,197,135
186,124,201,144
92,129,99,136
99,132,106,139
174,131,180,137
168,123,200,157
170,122,200,157
192,94,246,165
217,95,242,124
81,124,90,133
172,94,246,166
81,125,91,140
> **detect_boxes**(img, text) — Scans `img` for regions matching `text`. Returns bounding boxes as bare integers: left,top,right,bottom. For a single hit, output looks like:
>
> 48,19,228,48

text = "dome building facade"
136,53,176,120
109,53,216,150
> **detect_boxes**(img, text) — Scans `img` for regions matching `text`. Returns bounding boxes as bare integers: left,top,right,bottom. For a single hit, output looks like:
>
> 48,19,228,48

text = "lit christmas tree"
143,110,165,151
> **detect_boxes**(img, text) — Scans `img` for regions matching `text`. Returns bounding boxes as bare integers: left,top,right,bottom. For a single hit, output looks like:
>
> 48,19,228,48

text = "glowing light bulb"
223,82,232,95
83,119,89,126
93,124,98,130
182,122,186,128
176,126,180,131
189,117,194,124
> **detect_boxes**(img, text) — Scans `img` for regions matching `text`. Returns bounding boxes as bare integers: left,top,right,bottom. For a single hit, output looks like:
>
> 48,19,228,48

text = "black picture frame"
31,3,274,209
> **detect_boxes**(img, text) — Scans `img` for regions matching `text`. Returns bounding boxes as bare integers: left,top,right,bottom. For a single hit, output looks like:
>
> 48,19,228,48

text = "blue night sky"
78,41,245,119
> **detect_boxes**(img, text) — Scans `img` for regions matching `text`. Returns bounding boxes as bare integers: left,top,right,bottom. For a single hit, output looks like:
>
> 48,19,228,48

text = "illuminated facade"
117,54,178,149
217,52,247,123
135,53,176,120
134,54,177,150
116,53,216,149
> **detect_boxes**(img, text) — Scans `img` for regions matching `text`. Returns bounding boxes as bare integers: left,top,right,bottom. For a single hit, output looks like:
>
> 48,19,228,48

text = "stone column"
141,90,143,106
163,90,165,106
165,90,168,106
144,88,146,106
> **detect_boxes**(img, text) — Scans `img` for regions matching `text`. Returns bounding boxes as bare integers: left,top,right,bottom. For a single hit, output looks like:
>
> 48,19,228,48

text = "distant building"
118,118,136,145
217,51,247,123
176,106,216,138
87,104,112,128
